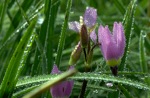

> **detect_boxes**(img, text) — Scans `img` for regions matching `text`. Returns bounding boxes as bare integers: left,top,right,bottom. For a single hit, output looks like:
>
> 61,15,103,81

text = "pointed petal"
84,7,97,27
51,65,61,74
113,22,126,57
90,30,97,44
98,25,118,60
68,21,80,32
64,80,74,97
50,81,67,98
69,66,74,70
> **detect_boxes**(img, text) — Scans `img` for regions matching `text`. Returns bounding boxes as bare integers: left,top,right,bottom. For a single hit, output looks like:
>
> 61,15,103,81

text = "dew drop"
106,82,113,87
93,89,98,94
38,18,44,24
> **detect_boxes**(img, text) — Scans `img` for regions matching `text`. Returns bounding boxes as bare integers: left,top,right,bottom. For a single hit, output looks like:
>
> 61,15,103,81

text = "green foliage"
0,18,37,97
55,0,72,67
120,0,136,70
0,0,150,97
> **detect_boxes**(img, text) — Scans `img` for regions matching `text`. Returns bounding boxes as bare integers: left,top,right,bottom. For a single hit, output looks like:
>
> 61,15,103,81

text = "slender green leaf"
113,0,125,15
46,0,60,73
71,73,150,90
55,0,72,67
0,0,10,32
0,18,37,97
118,84,134,98
108,90,119,98
139,31,147,72
16,73,150,93
23,68,77,98
120,0,136,70
13,85,39,98
2,0,34,43
114,0,150,50
32,0,60,75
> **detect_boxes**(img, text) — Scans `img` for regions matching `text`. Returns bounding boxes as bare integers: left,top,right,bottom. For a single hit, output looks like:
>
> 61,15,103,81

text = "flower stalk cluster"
68,6,126,97
50,6,126,98
69,7,97,69
69,7,126,75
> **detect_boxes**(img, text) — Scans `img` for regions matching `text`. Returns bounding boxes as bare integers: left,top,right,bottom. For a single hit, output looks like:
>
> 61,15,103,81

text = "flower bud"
80,24,89,48
69,42,82,65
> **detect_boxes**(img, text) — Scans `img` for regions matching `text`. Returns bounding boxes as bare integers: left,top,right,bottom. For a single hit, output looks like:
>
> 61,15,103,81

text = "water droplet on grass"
93,89,98,94
106,82,113,87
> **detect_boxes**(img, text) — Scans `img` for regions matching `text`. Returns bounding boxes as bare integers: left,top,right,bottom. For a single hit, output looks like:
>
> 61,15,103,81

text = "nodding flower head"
50,65,74,98
98,22,126,76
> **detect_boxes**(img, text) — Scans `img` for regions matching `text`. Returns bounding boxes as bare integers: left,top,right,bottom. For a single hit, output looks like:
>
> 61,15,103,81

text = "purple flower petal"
51,65,60,74
50,81,66,98
69,66,74,70
63,80,74,97
113,22,126,57
84,7,97,27
90,30,97,44
98,25,119,60
50,65,74,98
68,21,80,32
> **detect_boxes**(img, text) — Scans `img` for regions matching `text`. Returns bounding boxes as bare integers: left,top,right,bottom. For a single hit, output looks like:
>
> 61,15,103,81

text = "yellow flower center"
106,58,121,67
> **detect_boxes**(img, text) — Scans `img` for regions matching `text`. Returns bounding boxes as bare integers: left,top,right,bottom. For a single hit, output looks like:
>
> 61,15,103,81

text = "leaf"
55,0,72,67
0,0,10,32
0,18,37,97
139,31,148,72
2,0,34,43
46,0,60,73
119,0,137,70
22,68,77,98
71,73,150,90
32,0,60,75
118,84,134,98
0,0,37,82
13,85,39,98
15,72,150,95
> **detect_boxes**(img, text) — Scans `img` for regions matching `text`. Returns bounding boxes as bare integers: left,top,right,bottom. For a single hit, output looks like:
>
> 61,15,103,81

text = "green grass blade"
139,31,148,73
2,0,34,43
23,68,77,98
13,85,39,98
15,0,30,24
46,0,60,73
108,90,119,98
32,0,60,75
0,18,37,98
0,8,40,79
113,0,125,15
0,0,10,32
114,0,150,50
55,0,72,67
32,0,52,75
71,73,150,90
118,84,134,98
16,73,150,93
119,0,136,70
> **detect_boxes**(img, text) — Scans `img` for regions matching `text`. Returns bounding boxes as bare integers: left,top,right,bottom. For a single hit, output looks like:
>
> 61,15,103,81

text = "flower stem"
79,80,88,98
79,47,88,98
83,48,87,62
